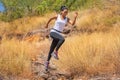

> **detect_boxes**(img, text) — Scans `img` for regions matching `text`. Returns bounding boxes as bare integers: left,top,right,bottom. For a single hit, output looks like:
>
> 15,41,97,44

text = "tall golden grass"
54,4,120,76
76,6,120,32
0,38,35,77
0,12,56,35
0,38,50,78
56,27,120,76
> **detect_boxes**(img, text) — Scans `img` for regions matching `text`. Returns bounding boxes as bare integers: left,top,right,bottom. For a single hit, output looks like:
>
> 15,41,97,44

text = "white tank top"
50,14,68,35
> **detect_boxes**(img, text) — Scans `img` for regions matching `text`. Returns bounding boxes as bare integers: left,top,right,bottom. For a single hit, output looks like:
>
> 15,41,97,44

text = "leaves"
0,0,99,21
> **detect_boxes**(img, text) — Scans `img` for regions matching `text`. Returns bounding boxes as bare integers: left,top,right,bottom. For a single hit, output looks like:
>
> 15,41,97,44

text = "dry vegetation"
0,38,50,78
0,13,56,36
0,39,35,76
0,0,120,79
55,1,120,76
56,27,120,76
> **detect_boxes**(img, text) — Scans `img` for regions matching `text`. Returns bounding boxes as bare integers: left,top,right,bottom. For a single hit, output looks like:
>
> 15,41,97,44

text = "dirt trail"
30,50,120,80
31,53,72,80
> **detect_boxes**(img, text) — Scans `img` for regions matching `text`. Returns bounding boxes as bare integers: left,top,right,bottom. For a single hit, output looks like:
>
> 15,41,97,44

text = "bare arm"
45,16,57,28
68,12,78,26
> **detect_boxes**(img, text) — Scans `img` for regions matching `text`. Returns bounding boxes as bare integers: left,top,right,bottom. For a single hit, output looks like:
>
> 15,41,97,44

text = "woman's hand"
68,12,78,25
74,12,78,18
45,24,48,28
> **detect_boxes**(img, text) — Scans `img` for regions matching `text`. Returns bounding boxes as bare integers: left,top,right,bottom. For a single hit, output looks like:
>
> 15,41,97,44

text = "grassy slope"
0,0,119,78
55,0,120,76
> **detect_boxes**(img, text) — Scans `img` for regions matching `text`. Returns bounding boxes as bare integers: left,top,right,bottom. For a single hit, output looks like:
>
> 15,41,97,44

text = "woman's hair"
60,6,68,11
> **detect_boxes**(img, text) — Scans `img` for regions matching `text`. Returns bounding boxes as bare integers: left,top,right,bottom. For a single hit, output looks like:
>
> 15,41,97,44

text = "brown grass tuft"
56,28,120,76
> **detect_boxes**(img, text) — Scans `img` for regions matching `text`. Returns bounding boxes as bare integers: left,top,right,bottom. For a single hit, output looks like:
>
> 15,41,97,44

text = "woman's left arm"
68,12,78,26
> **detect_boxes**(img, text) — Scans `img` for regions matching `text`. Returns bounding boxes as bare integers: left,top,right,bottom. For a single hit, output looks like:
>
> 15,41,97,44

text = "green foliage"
0,0,101,21
36,0,48,15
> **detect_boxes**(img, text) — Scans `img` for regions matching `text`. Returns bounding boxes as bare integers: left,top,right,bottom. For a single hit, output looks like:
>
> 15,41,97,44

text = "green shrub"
0,0,101,21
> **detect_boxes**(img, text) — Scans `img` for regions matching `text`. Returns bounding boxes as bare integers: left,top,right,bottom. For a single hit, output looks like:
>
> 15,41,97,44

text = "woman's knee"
61,38,65,43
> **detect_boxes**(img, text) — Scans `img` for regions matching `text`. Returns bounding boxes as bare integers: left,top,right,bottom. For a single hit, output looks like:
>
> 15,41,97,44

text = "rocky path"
31,54,72,80
30,53,120,80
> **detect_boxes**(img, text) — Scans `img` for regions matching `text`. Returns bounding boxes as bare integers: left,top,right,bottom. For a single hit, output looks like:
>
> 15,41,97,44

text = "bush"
0,0,101,21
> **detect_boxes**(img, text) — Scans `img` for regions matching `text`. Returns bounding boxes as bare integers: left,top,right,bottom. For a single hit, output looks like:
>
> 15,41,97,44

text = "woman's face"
61,9,68,17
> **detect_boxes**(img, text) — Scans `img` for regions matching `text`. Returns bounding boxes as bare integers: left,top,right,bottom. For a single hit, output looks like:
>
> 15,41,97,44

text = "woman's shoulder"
65,16,69,20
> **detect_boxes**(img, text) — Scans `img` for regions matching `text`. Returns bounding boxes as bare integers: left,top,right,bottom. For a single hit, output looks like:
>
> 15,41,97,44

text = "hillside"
0,0,120,80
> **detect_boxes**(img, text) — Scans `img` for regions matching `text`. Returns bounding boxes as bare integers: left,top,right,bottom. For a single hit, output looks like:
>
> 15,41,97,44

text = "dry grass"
0,12,56,35
56,27,120,76
0,37,50,78
0,0,119,78
0,38,37,77
75,6,120,32
56,6,120,76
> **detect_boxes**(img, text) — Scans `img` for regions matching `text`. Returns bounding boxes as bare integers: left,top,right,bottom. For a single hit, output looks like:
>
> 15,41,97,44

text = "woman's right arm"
45,16,57,28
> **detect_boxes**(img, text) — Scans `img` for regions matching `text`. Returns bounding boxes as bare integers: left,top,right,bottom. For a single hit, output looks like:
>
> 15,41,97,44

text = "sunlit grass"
56,28,120,76
0,12,56,35
0,38,35,77
0,38,50,77
75,7,119,32
0,1,119,78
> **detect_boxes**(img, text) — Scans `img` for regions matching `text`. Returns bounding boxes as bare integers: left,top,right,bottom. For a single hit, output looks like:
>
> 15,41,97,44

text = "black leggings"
47,32,65,61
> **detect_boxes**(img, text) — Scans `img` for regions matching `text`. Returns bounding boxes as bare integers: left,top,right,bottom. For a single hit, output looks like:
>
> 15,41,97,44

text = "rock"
40,74,49,79
31,76,45,80
58,76,67,80
48,76,58,80
0,75,4,80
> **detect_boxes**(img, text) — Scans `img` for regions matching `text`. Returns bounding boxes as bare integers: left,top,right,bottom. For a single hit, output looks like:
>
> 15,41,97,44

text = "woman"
45,6,78,71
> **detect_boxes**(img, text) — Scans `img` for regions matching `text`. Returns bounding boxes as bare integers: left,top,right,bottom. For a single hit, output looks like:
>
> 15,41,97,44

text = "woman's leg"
51,33,65,52
49,32,65,60
55,37,65,51
45,32,59,71
45,32,64,70
46,32,65,61
47,39,58,61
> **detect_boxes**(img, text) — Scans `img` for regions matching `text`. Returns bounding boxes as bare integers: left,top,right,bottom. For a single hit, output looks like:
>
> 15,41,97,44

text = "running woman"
45,6,78,71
